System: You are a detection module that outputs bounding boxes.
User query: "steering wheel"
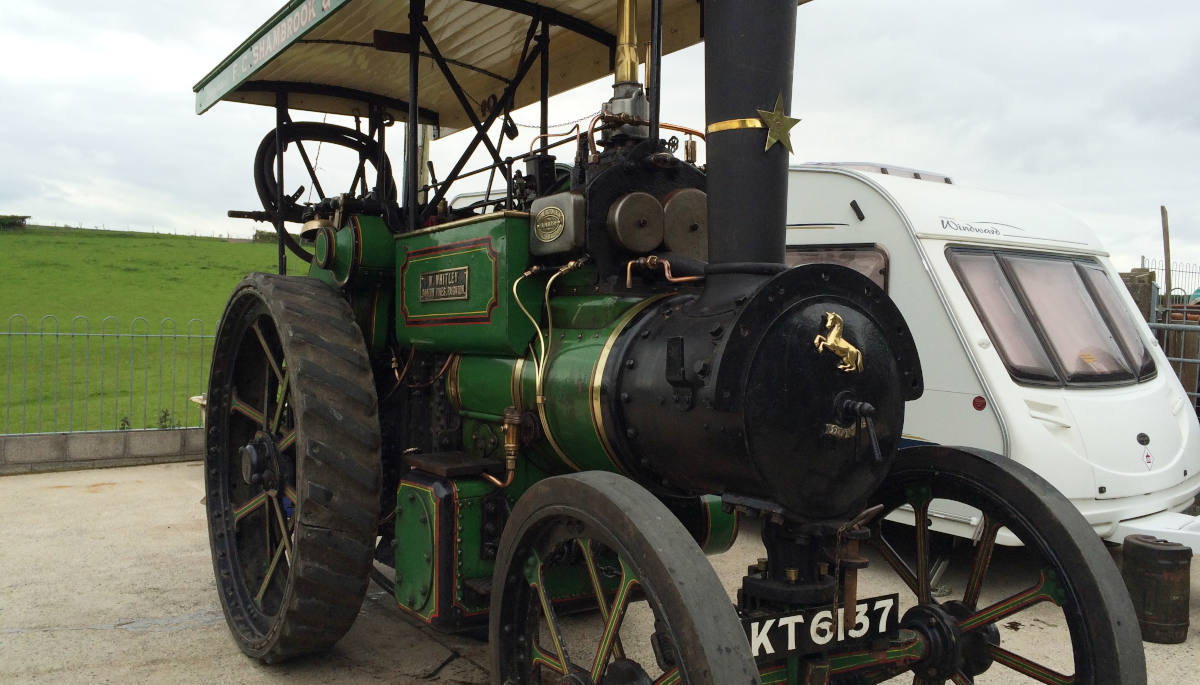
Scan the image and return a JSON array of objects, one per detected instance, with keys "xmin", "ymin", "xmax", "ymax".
[{"xmin": 252, "ymin": 122, "xmax": 396, "ymax": 261}]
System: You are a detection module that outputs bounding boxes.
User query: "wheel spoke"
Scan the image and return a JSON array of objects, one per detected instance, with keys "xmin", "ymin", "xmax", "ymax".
[
  {"xmin": 910, "ymin": 492, "xmax": 933, "ymax": 604},
  {"xmin": 255, "ymin": 532, "xmax": 288, "ymax": 605},
  {"xmin": 950, "ymin": 672, "xmax": 973, "ymax": 685},
  {"xmin": 962, "ymin": 514, "xmax": 1002, "ymax": 608},
  {"xmin": 269, "ymin": 492, "xmax": 294, "ymax": 561},
  {"xmin": 959, "ymin": 568, "xmax": 1062, "ymax": 633},
  {"xmin": 252, "ymin": 321, "xmax": 284, "ymax": 385},
  {"xmin": 271, "ymin": 370, "xmax": 290, "ymax": 434},
  {"xmin": 577, "ymin": 539, "xmax": 626, "ymax": 661},
  {"xmin": 233, "ymin": 492, "xmax": 268, "ymax": 527},
  {"xmin": 278, "ymin": 429, "xmax": 296, "ymax": 452},
  {"xmin": 869, "ymin": 526, "xmax": 919, "ymax": 595},
  {"xmin": 527, "ymin": 552, "xmax": 570, "ymax": 675},
  {"xmin": 991, "ymin": 645, "xmax": 1076, "ymax": 685},
  {"xmin": 589, "ymin": 556, "xmax": 639, "ymax": 681},
  {"xmin": 230, "ymin": 391, "xmax": 265, "ymax": 425}
]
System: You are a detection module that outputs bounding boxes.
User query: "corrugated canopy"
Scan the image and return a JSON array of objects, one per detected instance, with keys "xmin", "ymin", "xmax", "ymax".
[{"xmin": 193, "ymin": 0, "xmax": 707, "ymax": 136}]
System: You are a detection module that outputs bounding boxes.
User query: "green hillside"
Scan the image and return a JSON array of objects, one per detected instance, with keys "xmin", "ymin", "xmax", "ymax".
[
  {"xmin": 1, "ymin": 226, "xmax": 280, "ymax": 327},
  {"xmin": 1, "ymin": 226, "xmax": 282, "ymax": 433}
]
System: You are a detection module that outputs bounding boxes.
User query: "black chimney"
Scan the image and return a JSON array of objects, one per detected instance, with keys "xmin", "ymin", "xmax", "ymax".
[{"xmin": 703, "ymin": 0, "xmax": 797, "ymax": 266}]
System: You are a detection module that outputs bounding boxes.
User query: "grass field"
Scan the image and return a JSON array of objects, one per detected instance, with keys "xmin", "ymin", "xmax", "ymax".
[{"xmin": 1, "ymin": 226, "xmax": 281, "ymax": 433}]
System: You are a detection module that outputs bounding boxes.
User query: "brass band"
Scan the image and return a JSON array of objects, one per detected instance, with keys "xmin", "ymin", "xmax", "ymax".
[{"xmin": 706, "ymin": 117, "xmax": 765, "ymax": 134}]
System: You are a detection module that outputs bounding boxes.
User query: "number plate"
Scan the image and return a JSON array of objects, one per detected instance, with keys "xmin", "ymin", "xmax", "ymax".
[{"xmin": 743, "ymin": 593, "xmax": 899, "ymax": 661}]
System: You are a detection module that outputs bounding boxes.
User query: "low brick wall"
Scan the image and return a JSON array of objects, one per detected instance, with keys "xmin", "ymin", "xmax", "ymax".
[{"xmin": 0, "ymin": 428, "xmax": 204, "ymax": 475}]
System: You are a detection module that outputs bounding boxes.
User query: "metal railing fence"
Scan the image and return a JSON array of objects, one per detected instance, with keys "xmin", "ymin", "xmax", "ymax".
[
  {"xmin": 1140, "ymin": 256, "xmax": 1200, "ymax": 304},
  {"xmin": 1150, "ymin": 321, "xmax": 1200, "ymax": 411},
  {"xmin": 2, "ymin": 315, "xmax": 213, "ymax": 435}
]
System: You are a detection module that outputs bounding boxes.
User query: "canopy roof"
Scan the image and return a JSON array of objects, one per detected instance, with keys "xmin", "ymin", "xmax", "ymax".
[{"xmin": 193, "ymin": 0, "xmax": 707, "ymax": 136}]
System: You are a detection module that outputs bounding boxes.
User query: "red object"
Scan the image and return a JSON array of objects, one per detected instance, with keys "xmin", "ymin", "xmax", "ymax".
[{"xmin": 972, "ymin": 395, "xmax": 987, "ymax": 411}]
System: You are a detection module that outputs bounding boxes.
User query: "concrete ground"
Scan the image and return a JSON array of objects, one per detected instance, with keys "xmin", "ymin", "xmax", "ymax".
[{"xmin": 0, "ymin": 462, "xmax": 1196, "ymax": 684}]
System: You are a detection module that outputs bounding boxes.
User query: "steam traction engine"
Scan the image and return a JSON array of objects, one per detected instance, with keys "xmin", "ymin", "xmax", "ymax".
[{"xmin": 196, "ymin": 1, "xmax": 1146, "ymax": 683}]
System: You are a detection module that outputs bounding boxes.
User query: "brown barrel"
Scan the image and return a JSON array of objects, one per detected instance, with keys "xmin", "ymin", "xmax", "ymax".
[{"xmin": 1121, "ymin": 534, "xmax": 1192, "ymax": 643}]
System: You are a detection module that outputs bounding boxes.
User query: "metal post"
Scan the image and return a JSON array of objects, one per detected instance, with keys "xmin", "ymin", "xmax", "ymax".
[
  {"xmin": 406, "ymin": 0, "xmax": 425, "ymax": 233},
  {"xmin": 540, "ymin": 19, "xmax": 549, "ymax": 153},
  {"xmin": 274, "ymin": 92, "xmax": 287, "ymax": 275},
  {"xmin": 648, "ymin": 0, "xmax": 662, "ymax": 144},
  {"xmin": 1162, "ymin": 205, "xmax": 1172, "ymax": 311}
]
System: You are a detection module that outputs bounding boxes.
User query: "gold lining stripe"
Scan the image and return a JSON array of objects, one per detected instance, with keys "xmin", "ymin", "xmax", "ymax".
[
  {"xmin": 590, "ymin": 294, "xmax": 674, "ymax": 476},
  {"xmin": 511, "ymin": 357, "xmax": 526, "ymax": 410},
  {"xmin": 446, "ymin": 355, "xmax": 462, "ymax": 411},
  {"xmin": 706, "ymin": 118, "xmax": 765, "ymax": 134}
]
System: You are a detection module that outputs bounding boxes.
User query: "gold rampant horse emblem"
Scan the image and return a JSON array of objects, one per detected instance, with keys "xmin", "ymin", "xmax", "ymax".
[{"xmin": 813, "ymin": 312, "xmax": 863, "ymax": 373}]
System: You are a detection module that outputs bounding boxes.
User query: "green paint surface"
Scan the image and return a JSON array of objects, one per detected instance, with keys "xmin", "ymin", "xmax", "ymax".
[
  {"xmin": 395, "ymin": 214, "xmax": 540, "ymax": 355},
  {"xmin": 394, "ymin": 482, "xmax": 439, "ymax": 620}
]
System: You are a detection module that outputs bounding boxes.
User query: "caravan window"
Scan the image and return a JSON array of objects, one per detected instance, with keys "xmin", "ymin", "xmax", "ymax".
[
  {"xmin": 785, "ymin": 245, "xmax": 888, "ymax": 290},
  {"xmin": 948, "ymin": 248, "xmax": 1156, "ymax": 386}
]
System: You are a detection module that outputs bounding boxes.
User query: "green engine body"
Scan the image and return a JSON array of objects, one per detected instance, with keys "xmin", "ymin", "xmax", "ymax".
[{"xmin": 307, "ymin": 210, "xmax": 739, "ymax": 631}]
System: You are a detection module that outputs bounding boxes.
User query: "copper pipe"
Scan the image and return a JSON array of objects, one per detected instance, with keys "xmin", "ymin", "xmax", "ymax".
[
  {"xmin": 529, "ymin": 124, "xmax": 581, "ymax": 154},
  {"xmin": 588, "ymin": 115, "xmax": 603, "ymax": 155},
  {"xmin": 660, "ymin": 121, "xmax": 706, "ymax": 140},
  {"xmin": 660, "ymin": 258, "xmax": 703, "ymax": 284},
  {"xmin": 625, "ymin": 256, "xmax": 704, "ymax": 288}
]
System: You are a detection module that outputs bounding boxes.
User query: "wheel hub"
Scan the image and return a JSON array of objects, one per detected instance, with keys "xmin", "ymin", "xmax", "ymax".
[
  {"xmin": 239, "ymin": 432, "xmax": 281, "ymax": 487},
  {"xmin": 557, "ymin": 665, "xmax": 594, "ymax": 685},
  {"xmin": 901, "ymin": 603, "xmax": 964, "ymax": 680},
  {"xmin": 944, "ymin": 600, "xmax": 999, "ymax": 677},
  {"xmin": 599, "ymin": 658, "xmax": 652, "ymax": 685}
]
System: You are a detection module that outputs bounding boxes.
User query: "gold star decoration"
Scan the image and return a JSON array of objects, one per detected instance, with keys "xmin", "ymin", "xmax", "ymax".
[{"xmin": 756, "ymin": 93, "xmax": 801, "ymax": 153}]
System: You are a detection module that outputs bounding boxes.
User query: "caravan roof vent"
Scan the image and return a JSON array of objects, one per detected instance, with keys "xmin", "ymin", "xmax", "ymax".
[{"xmin": 805, "ymin": 162, "xmax": 953, "ymax": 185}]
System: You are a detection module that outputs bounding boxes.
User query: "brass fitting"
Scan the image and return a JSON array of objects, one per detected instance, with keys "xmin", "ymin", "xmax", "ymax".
[
  {"xmin": 484, "ymin": 407, "xmax": 522, "ymax": 488},
  {"xmin": 615, "ymin": 0, "xmax": 639, "ymax": 83}
]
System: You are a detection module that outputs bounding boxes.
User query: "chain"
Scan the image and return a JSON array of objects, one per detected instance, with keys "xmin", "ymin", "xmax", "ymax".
[{"xmin": 512, "ymin": 110, "xmax": 601, "ymax": 130}]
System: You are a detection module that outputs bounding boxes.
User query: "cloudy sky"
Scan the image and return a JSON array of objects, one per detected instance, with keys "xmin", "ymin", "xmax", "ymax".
[{"xmin": 2, "ymin": 0, "xmax": 1197, "ymax": 272}]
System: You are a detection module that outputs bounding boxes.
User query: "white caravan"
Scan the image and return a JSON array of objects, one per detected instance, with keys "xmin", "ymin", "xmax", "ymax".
[{"xmin": 785, "ymin": 163, "xmax": 1200, "ymax": 552}]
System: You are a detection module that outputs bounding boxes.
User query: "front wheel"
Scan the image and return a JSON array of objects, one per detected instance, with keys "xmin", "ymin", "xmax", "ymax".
[
  {"xmin": 489, "ymin": 471, "xmax": 760, "ymax": 685},
  {"xmin": 861, "ymin": 446, "xmax": 1145, "ymax": 684}
]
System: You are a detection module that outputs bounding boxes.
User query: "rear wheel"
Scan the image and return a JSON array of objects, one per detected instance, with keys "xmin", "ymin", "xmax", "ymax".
[
  {"xmin": 489, "ymin": 471, "xmax": 760, "ymax": 685},
  {"xmin": 204, "ymin": 273, "xmax": 381, "ymax": 662}
]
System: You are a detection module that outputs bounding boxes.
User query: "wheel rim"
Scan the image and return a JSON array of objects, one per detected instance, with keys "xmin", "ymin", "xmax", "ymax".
[
  {"xmin": 492, "ymin": 473, "xmax": 759, "ymax": 685},
  {"xmin": 211, "ymin": 299, "xmax": 298, "ymax": 627},
  {"xmin": 500, "ymin": 513, "xmax": 682, "ymax": 684},
  {"xmin": 861, "ymin": 449, "xmax": 1139, "ymax": 684}
]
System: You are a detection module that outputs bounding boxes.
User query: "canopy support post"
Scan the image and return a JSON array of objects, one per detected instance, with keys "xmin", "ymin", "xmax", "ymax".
[
  {"xmin": 540, "ymin": 19, "xmax": 550, "ymax": 153},
  {"xmin": 405, "ymin": 0, "xmax": 425, "ymax": 233},
  {"xmin": 648, "ymin": 0, "xmax": 663, "ymax": 145},
  {"xmin": 274, "ymin": 92, "xmax": 287, "ymax": 275}
]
